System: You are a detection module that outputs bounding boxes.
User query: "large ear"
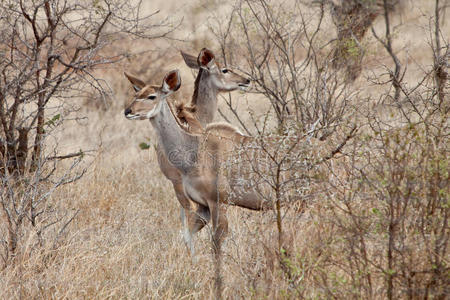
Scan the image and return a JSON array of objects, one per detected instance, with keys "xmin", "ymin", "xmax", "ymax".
[
  {"xmin": 162, "ymin": 70, "xmax": 181, "ymax": 94},
  {"xmin": 197, "ymin": 48, "xmax": 215, "ymax": 69},
  {"xmin": 180, "ymin": 51, "xmax": 199, "ymax": 69},
  {"xmin": 124, "ymin": 71, "xmax": 146, "ymax": 92}
]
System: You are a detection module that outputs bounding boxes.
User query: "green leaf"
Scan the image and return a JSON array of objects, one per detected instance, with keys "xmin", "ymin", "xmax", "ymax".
[
  {"xmin": 139, "ymin": 142, "xmax": 150, "ymax": 150},
  {"xmin": 387, "ymin": 269, "xmax": 396, "ymax": 275},
  {"xmin": 44, "ymin": 113, "xmax": 61, "ymax": 127}
]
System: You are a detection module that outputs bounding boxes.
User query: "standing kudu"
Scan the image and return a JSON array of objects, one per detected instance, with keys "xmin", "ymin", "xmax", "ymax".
[{"xmin": 148, "ymin": 49, "xmax": 250, "ymax": 255}]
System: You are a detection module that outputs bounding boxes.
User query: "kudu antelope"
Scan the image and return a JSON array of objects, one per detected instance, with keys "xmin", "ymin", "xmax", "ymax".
[{"xmin": 147, "ymin": 48, "xmax": 251, "ymax": 255}]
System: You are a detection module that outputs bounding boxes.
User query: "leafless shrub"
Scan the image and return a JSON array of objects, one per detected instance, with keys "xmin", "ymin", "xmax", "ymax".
[
  {"xmin": 318, "ymin": 0, "xmax": 449, "ymax": 298},
  {"xmin": 0, "ymin": 0, "xmax": 178, "ymax": 269},
  {"xmin": 204, "ymin": 0, "xmax": 448, "ymax": 297}
]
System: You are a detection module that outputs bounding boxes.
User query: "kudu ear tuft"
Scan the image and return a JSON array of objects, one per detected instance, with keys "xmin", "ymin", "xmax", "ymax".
[
  {"xmin": 162, "ymin": 70, "xmax": 181, "ymax": 94},
  {"xmin": 124, "ymin": 71, "xmax": 146, "ymax": 92},
  {"xmin": 180, "ymin": 51, "xmax": 199, "ymax": 69},
  {"xmin": 197, "ymin": 48, "xmax": 215, "ymax": 69}
]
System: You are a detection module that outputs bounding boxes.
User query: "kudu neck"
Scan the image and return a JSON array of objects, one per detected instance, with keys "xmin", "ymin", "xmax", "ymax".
[
  {"xmin": 190, "ymin": 69, "xmax": 219, "ymax": 126},
  {"xmin": 150, "ymin": 99, "xmax": 199, "ymax": 174}
]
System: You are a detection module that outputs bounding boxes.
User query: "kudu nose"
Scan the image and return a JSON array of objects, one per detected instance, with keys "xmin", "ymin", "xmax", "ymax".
[
  {"xmin": 245, "ymin": 78, "xmax": 251, "ymax": 84},
  {"xmin": 124, "ymin": 108, "xmax": 132, "ymax": 116}
]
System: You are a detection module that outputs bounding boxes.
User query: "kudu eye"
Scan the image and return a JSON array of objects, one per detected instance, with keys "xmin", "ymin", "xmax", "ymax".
[
  {"xmin": 221, "ymin": 68, "xmax": 228, "ymax": 74},
  {"xmin": 147, "ymin": 95, "xmax": 156, "ymax": 100}
]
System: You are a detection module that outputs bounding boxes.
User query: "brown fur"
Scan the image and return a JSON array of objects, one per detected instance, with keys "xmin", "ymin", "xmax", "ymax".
[
  {"xmin": 205, "ymin": 123, "xmax": 250, "ymax": 143},
  {"xmin": 172, "ymin": 102, "xmax": 203, "ymax": 134}
]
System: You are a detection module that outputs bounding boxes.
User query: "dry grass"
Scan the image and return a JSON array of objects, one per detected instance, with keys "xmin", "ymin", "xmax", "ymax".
[{"xmin": 0, "ymin": 0, "xmax": 448, "ymax": 299}]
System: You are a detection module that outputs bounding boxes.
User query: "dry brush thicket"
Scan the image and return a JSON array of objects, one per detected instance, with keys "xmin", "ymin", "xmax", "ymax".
[{"xmin": 1, "ymin": 0, "xmax": 448, "ymax": 299}]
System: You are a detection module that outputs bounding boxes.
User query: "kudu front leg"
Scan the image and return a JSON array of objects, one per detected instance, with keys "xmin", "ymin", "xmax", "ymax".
[
  {"xmin": 174, "ymin": 182, "xmax": 211, "ymax": 257},
  {"xmin": 173, "ymin": 182, "xmax": 200, "ymax": 256},
  {"xmin": 190, "ymin": 204, "xmax": 210, "ymax": 235}
]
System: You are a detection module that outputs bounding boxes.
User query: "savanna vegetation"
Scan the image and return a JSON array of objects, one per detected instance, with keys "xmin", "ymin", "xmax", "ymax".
[{"xmin": 0, "ymin": 0, "xmax": 448, "ymax": 298}]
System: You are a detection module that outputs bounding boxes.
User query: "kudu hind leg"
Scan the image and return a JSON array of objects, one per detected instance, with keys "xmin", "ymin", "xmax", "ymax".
[
  {"xmin": 208, "ymin": 201, "xmax": 228, "ymax": 254},
  {"xmin": 208, "ymin": 201, "xmax": 228, "ymax": 298}
]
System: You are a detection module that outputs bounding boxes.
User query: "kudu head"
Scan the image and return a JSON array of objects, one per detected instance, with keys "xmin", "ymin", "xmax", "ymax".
[
  {"xmin": 181, "ymin": 48, "xmax": 250, "ymax": 92},
  {"xmin": 124, "ymin": 70, "xmax": 181, "ymax": 120}
]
